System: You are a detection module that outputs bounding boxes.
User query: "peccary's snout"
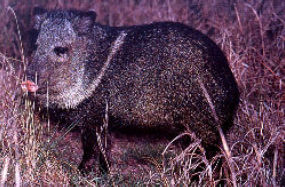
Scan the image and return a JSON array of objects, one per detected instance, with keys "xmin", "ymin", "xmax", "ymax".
[
  {"xmin": 22, "ymin": 63, "xmax": 39, "ymax": 93},
  {"xmin": 21, "ymin": 80, "xmax": 38, "ymax": 93}
]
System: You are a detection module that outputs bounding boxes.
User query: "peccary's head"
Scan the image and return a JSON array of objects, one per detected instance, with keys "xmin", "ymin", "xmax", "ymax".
[{"xmin": 26, "ymin": 8, "xmax": 99, "ymax": 109}]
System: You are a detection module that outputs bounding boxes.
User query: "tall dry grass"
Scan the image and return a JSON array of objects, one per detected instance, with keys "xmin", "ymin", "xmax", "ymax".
[{"xmin": 0, "ymin": 0, "xmax": 284, "ymax": 186}]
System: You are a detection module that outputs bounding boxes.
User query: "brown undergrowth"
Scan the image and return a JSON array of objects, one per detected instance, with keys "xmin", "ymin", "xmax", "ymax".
[{"xmin": 0, "ymin": 0, "xmax": 284, "ymax": 186}]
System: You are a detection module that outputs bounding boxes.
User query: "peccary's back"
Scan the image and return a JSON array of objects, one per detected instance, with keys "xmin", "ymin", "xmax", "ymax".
[{"xmin": 95, "ymin": 22, "xmax": 239, "ymax": 144}]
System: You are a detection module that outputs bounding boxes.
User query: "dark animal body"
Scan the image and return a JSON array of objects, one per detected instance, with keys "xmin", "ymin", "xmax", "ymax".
[{"xmin": 26, "ymin": 9, "xmax": 239, "ymax": 173}]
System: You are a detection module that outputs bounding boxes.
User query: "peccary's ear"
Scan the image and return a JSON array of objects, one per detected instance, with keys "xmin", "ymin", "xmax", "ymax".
[
  {"xmin": 72, "ymin": 11, "xmax": 97, "ymax": 35},
  {"xmin": 33, "ymin": 7, "xmax": 47, "ymax": 30}
]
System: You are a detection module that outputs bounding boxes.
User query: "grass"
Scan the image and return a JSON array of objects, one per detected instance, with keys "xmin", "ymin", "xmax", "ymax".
[{"xmin": 0, "ymin": 0, "xmax": 284, "ymax": 186}]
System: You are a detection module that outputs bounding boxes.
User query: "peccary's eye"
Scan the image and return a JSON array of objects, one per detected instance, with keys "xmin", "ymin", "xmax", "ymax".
[{"xmin": 54, "ymin": 46, "xmax": 69, "ymax": 56}]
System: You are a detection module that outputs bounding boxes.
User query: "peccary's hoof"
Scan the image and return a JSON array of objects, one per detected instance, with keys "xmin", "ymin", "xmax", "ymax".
[{"xmin": 78, "ymin": 159, "xmax": 99, "ymax": 175}]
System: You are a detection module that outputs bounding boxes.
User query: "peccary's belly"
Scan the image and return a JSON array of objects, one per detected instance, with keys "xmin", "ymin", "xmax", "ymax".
[
  {"xmin": 106, "ymin": 69, "xmax": 214, "ymax": 130},
  {"xmin": 108, "ymin": 92, "xmax": 176, "ymax": 128}
]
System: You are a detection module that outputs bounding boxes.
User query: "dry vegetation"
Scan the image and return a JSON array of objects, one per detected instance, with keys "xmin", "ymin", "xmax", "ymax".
[{"xmin": 0, "ymin": 0, "xmax": 284, "ymax": 186}]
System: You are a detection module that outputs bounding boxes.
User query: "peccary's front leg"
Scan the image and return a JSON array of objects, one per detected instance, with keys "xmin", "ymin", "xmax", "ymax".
[
  {"xmin": 78, "ymin": 128, "xmax": 100, "ymax": 173},
  {"xmin": 96, "ymin": 101, "xmax": 111, "ymax": 174},
  {"xmin": 78, "ymin": 111, "xmax": 111, "ymax": 174},
  {"xmin": 95, "ymin": 125, "xmax": 111, "ymax": 174}
]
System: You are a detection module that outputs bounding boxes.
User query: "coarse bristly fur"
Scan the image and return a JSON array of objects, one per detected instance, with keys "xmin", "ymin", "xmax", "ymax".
[{"xmin": 26, "ymin": 8, "xmax": 240, "ymax": 173}]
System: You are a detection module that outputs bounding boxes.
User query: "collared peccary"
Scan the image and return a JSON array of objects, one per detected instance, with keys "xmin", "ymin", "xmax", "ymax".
[{"xmin": 25, "ymin": 8, "xmax": 239, "ymax": 173}]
